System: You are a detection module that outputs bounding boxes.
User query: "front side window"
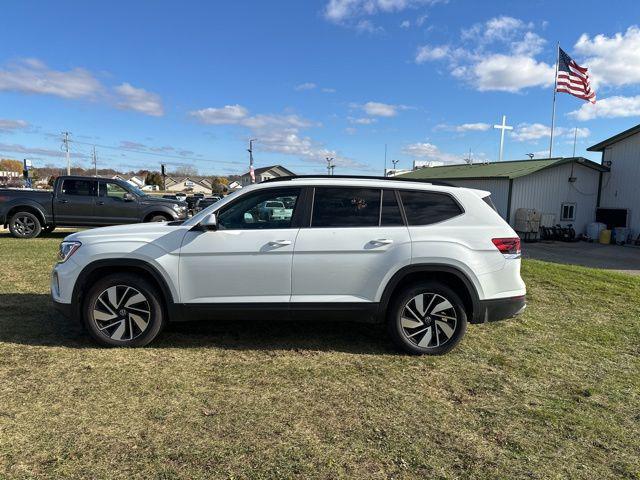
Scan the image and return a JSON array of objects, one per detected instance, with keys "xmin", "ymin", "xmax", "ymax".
[
  {"xmin": 312, "ymin": 187, "xmax": 381, "ymax": 227},
  {"xmin": 400, "ymin": 190, "xmax": 463, "ymax": 226},
  {"xmin": 61, "ymin": 179, "xmax": 94, "ymax": 196},
  {"xmin": 99, "ymin": 182, "xmax": 129, "ymax": 201},
  {"xmin": 217, "ymin": 188, "xmax": 300, "ymax": 230}
]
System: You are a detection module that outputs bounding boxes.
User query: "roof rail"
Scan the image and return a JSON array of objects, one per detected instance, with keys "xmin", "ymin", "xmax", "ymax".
[{"xmin": 261, "ymin": 174, "xmax": 456, "ymax": 187}]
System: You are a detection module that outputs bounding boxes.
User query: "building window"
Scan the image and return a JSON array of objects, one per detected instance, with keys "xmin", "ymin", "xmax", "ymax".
[{"xmin": 561, "ymin": 203, "xmax": 576, "ymax": 221}]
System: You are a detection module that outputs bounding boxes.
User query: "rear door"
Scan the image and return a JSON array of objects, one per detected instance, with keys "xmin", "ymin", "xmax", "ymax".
[
  {"xmin": 55, "ymin": 178, "xmax": 96, "ymax": 225},
  {"xmin": 291, "ymin": 187, "xmax": 411, "ymax": 304},
  {"xmin": 95, "ymin": 181, "xmax": 140, "ymax": 224}
]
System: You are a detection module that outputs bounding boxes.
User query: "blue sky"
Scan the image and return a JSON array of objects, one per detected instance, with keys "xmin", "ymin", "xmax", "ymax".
[{"xmin": 1, "ymin": 0, "xmax": 640, "ymax": 176}]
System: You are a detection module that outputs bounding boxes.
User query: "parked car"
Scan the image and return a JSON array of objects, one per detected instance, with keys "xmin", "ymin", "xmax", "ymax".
[
  {"xmin": 1, "ymin": 176, "xmax": 188, "ymax": 238},
  {"xmin": 194, "ymin": 196, "xmax": 222, "ymax": 212},
  {"xmin": 51, "ymin": 176, "xmax": 526, "ymax": 354}
]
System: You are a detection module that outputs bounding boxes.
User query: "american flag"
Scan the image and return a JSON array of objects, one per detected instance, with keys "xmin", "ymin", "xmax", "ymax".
[
  {"xmin": 556, "ymin": 47, "xmax": 596, "ymax": 103},
  {"xmin": 249, "ymin": 164, "xmax": 255, "ymax": 183}
]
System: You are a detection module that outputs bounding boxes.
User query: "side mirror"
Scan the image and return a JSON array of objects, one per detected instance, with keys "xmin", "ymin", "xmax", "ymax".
[
  {"xmin": 123, "ymin": 192, "xmax": 135, "ymax": 202},
  {"xmin": 200, "ymin": 213, "xmax": 218, "ymax": 230}
]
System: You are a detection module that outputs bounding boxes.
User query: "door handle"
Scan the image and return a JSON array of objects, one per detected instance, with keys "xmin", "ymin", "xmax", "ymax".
[
  {"xmin": 96, "ymin": 201, "xmax": 105, "ymax": 206},
  {"xmin": 269, "ymin": 240, "xmax": 292, "ymax": 246},
  {"xmin": 57, "ymin": 199, "xmax": 68, "ymax": 204},
  {"xmin": 371, "ymin": 238, "xmax": 394, "ymax": 245}
]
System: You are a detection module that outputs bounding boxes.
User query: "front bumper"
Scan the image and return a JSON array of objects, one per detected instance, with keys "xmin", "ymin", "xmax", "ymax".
[{"xmin": 472, "ymin": 295, "xmax": 526, "ymax": 324}]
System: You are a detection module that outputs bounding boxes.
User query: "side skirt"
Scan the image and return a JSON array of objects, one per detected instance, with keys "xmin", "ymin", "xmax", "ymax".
[{"xmin": 173, "ymin": 302, "xmax": 381, "ymax": 323}]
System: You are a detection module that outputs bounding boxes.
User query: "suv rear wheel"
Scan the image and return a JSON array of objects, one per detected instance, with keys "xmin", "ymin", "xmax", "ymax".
[
  {"xmin": 82, "ymin": 273, "xmax": 165, "ymax": 347},
  {"xmin": 388, "ymin": 281, "xmax": 467, "ymax": 355}
]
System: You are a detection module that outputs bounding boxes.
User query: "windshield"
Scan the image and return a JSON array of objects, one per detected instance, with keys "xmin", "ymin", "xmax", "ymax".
[
  {"xmin": 184, "ymin": 186, "xmax": 252, "ymax": 226},
  {"xmin": 128, "ymin": 185, "xmax": 147, "ymax": 197}
]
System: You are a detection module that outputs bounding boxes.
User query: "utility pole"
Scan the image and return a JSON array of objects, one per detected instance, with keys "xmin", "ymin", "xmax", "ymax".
[
  {"xmin": 391, "ymin": 159, "xmax": 399, "ymax": 174},
  {"xmin": 62, "ymin": 131, "xmax": 71, "ymax": 175},
  {"xmin": 572, "ymin": 127, "xmax": 578, "ymax": 157},
  {"xmin": 248, "ymin": 139, "xmax": 257, "ymax": 183},
  {"xmin": 330, "ymin": 164, "xmax": 335, "ymax": 176},
  {"xmin": 383, "ymin": 143, "xmax": 387, "ymax": 176},
  {"xmin": 493, "ymin": 115, "xmax": 512, "ymax": 162},
  {"xmin": 326, "ymin": 157, "xmax": 334, "ymax": 175},
  {"xmin": 92, "ymin": 146, "xmax": 97, "ymax": 176}
]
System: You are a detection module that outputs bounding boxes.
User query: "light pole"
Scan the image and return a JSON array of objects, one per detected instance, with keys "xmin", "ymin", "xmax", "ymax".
[{"xmin": 326, "ymin": 157, "xmax": 334, "ymax": 175}]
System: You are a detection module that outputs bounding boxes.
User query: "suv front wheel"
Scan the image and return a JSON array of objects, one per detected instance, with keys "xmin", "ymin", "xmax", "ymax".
[
  {"xmin": 82, "ymin": 273, "xmax": 165, "ymax": 347},
  {"xmin": 388, "ymin": 281, "xmax": 467, "ymax": 355}
]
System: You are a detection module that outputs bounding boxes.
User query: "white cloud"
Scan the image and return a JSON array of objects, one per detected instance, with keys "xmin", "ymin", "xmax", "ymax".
[
  {"xmin": 321, "ymin": 87, "xmax": 336, "ymax": 93},
  {"xmin": 0, "ymin": 142, "xmax": 87, "ymax": 159},
  {"xmin": 462, "ymin": 16, "xmax": 532, "ymax": 44},
  {"xmin": 510, "ymin": 123, "xmax": 591, "ymax": 142},
  {"xmin": 415, "ymin": 44, "xmax": 449, "ymax": 63},
  {"xmin": 189, "ymin": 104, "xmax": 250, "ymax": 125},
  {"xmin": 294, "ymin": 82, "xmax": 317, "ymax": 91},
  {"xmin": 0, "ymin": 58, "xmax": 102, "ymax": 99},
  {"xmin": 434, "ymin": 122, "xmax": 491, "ymax": 132},
  {"xmin": 324, "ymin": 0, "xmax": 441, "ymax": 23},
  {"xmin": 415, "ymin": 16, "xmax": 557, "ymax": 93},
  {"xmin": 349, "ymin": 116, "xmax": 377, "ymax": 125},
  {"xmin": 114, "ymin": 83, "xmax": 163, "ymax": 116},
  {"xmin": 574, "ymin": 26, "xmax": 640, "ymax": 88},
  {"xmin": 0, "ymin": 119, "xmax": 29, "ymax": 131},
  {"xmin": 468, "ymin": 54, "xmax": 555, "ymax": 92},
  {"xmin": 361, "ymin": 101, "xmax": 407, "ymax": 117},
  {"xmin": 402, "ymin": 142, "xmax": 462, "ymax": 164},
  {"xmin": 570, "ymin": 95, "xmax": 640, "ymax": 121},
  {"xmin": 0, "ymin": 58, "xmax": 163, "ymax": 116},
  {"xmin": 190, "ymin": 104, "xmax": 362, "ymax": 169},
  {"xmin": 400, "ymin": 20, "xmax": 411, "ymax": 28}
]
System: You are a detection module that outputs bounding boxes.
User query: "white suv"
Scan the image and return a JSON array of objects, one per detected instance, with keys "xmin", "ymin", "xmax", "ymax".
[{"xmin": 52, "ymin": 176, "xmax": 526, "ymax": 355}]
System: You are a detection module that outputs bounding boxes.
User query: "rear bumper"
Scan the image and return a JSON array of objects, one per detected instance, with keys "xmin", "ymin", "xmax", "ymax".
[{"xmin": 472, "ymin": 295, "xmax": 526, "ymax": 324}]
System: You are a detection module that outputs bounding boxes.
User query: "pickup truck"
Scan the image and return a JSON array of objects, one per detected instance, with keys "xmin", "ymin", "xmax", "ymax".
[{"xmin": 0, "ymin": 175, "xmax": 188, "ymax": 238}]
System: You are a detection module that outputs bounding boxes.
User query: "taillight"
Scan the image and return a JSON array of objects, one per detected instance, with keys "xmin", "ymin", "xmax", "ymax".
[{"xmin": 492, "ymin": 237, "xmax": 521, "ymax": 257}]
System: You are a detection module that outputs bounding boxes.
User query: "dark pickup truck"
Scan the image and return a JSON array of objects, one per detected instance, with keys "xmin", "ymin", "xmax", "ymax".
[{"xmin": 0, "ymin": 175, "xmax": 188, "ymax": 238}]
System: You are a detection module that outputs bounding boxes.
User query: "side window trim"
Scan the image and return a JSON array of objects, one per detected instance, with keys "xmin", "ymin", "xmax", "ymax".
[
  {"xmin": 377, "ymin": 189, "xmax": 383, "ymax": 226},
  {"xmin": 394, "ymin": 189, "xmax": 408, "ymax": 226}
]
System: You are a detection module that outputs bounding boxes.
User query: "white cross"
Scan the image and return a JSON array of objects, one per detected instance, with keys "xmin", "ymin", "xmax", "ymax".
[{"xmin": 493, "ymin": 115, "xmax": 513, "ymax": 162}]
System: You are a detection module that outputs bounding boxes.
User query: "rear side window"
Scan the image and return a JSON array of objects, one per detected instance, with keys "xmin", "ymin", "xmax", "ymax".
[
  {"xmin": 381, "ymin": 190, "xmax": 404, "ymax": 226},
  {"xmin": 483, "ymin": 195, "xmax": 497, "ymax": 212},
  {"xmin": 61, "ymin": 179, "xmax": 94, "ymax": 196},
  {"xmin": 400, "ymin": 191, "xmax": 462, "ymax": 226},
  {"xmin": 312, "ymin": 187, "xmax": 380, "ymax": 227}
]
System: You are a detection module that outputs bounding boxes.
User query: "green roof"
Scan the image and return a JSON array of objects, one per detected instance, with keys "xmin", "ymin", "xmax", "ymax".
[{"xmin": 399, "ymin": 157, "xmax": 608, "ymax": 180}]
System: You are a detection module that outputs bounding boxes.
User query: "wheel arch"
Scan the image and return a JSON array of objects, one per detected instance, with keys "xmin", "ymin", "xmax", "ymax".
[
  {"xmin": 378, "ymin": 264, "xmax": 481, "ymax": 324},
  {"xmin": 142, "ymin": 209, "xmax": 174, "ymax": 222},
  {"xmin": 4, "ymin": 201, "xmax": 48, "ymax": 227},
  {"xmin": 72, "ymin": 259, "xmax": 177, "ymax": 322}
]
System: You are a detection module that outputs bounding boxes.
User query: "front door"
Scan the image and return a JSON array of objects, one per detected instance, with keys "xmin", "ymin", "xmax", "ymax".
[
  {"xmin": 178, "ymin": 187, "xmax": 302, "ymax": 304},
  {"xmin": 55, "ymin": 178, "xmax": 97, "ymax": 225},
  {"xmin": 291, "ymin": 187, "xmax": 411, "ymax": 303},
  {"xmin": 95, "ymin": 181, "xmax": 140, "ymax": 224}
]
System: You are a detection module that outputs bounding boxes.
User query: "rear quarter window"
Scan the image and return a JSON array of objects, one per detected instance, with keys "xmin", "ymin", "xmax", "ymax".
[{"xmin": 400, "ymin": 190, "xmax": 463, "ymax": 226}]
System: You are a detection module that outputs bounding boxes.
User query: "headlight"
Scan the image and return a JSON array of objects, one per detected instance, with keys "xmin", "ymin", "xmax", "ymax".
[
  {"xmin": 173, "ymin": 204, "xmax": 186, "ymax": 212},
  {"xmin": 58, "ymin": 241, "xmax": 82, "ymax": 263}
]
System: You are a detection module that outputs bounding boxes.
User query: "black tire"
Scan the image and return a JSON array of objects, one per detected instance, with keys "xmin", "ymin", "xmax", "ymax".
[
  {"xmin": 8, "ymin": 211, "xmax": 42, "ymax": 239},
  {"xmin": 82, "ymin": 273, "xmax": 165, "ymax": 347},
  {"xmin": 387, "ymin": 281, "xmax": 467, "ymax": 355},
  {"xmin": 42, "ymin": 225, "xmax": 56, "ymax": 234},
  {"xmin": 147, "ymin": 214, "xmax": 170, "ymax": 222}
]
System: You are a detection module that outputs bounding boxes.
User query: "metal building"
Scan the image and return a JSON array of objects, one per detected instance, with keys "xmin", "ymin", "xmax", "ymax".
[
  {"xmin": 587, "ymin": 123, "xmax": 640, "ymax": 233},
  {"xmin": 400, "ymin": 157, "xmax": 608, "ymax": 235}
]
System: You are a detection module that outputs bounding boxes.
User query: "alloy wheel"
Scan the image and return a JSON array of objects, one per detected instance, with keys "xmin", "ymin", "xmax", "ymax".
[
  {"xmin": 14, "ymin": 216, "xmax": 36, "ymax": 236},
  {"xmin": 400, "ymin": 292, "xmax": 458, "ymax": 349},
  {"xmin": 91, "ymin": 285, "xmax": 151, "ymax": 341}
]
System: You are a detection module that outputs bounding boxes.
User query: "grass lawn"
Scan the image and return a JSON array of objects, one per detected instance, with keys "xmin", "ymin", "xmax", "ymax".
[{"xmin": 0, "ymin": 230, "xmax": 638, "ymax": 479}]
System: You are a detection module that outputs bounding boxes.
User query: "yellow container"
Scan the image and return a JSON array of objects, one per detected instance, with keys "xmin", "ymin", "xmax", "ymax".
[{"xmin": 599, "ymin": 229, "xmax": 611, "ymax": 244}]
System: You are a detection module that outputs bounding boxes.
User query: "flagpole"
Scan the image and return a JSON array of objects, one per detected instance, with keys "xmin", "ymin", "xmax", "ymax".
[{"xmin": 548, "ymin": 42, "xmax": 560, "ymax": 158}]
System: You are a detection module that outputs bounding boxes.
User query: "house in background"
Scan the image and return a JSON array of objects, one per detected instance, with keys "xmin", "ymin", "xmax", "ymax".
[
  {"xmin": 227, "ymin": 180, "xmax": 242, "ymax": 191},
  {"xmin": 400, "ymin": 157, "xmax": 609, "ymax": 235},
  {"xmin": 164, "ymin": 177, "xmax": 212, "ymax": 193},
  {"xmin": 240, "ymin": 165, "xmax": 295, "ymax": 186}
]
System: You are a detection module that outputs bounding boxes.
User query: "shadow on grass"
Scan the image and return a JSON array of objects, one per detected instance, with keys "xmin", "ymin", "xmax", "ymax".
[{"xmin": 0, "ymin": 294, "xmax": 393, "ymax": 354}]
